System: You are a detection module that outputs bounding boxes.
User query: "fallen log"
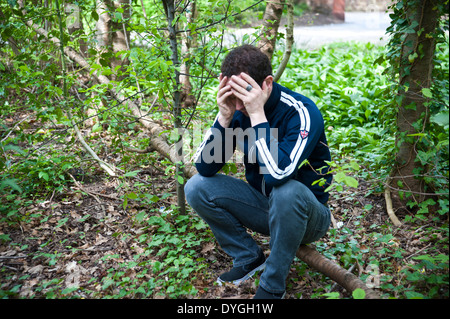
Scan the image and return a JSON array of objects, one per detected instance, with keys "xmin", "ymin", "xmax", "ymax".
[
  {"xmin": 296, "ymin": 245, "xmax": 382, "ymax": 299},
  {"xmin": 130, "ymin": 105, "xmax": 198, "ymax": 179}
]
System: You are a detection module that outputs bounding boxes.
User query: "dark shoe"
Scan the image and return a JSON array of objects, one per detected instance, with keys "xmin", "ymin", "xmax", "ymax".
[
  {"xmin": 217, "ymin": 251, "xmax": 265, "ymax": 286},
  {"xmin": 253, "ymin": 286, "xmax": 285, "ymax": 299}
]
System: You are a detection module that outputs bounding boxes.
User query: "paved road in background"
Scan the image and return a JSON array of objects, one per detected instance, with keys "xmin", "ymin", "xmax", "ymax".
[
  {"xmin": 225, "ymin": 11, "xmax": 392, "ymax": 49},
  {"xmin": 293, "ymin": 11, "xmax": 392, "ymax": 49}
]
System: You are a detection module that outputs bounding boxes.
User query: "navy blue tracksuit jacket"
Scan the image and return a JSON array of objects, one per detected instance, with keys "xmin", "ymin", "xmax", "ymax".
[{"xmin": 193, "ymin": 82, "xmax": 332, "ymax": 205}]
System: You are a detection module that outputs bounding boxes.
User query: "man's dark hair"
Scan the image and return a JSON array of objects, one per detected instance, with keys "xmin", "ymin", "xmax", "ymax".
[{"xmin": 221, "ymin": 45, "xmax": 272, "ymax": 87}]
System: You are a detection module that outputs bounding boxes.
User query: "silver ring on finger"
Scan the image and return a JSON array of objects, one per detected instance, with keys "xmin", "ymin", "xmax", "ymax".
[{"xmin": 246, "ymin": 84, "xmax": 253, "ymax": 92}]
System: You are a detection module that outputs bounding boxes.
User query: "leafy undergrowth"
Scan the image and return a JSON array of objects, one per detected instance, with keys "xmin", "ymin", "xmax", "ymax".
[{"xmin": 0, "ymin": 164, "xmax": 448, "ymax": 299}]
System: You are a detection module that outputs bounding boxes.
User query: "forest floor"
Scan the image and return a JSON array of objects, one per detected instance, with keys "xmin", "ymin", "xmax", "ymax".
[
  {"xmin": 2, "ymin": 108, "xmax": 448, "ymax": 300},
  {"xmin": 0, "ymin": 148, "xmax": 384, "ymax": 299}
]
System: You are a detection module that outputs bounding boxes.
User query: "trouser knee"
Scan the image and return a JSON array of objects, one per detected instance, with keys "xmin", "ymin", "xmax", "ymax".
[
  {"xmin": 269, "ymin": 180, "xmax": 313, "ymax": 213},
  {"xmin": 184, "ymin": 173, "xmax": 202, "ymax": 206}
]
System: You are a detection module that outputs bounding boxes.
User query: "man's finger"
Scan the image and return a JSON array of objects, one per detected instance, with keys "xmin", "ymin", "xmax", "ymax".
[
  {"xmin": 218, "ymin": 89, "xmax": 233, "ymax": 101},
  {"xmin": 229, "ymin": 76, "xmax": 257, "ymax": 97},
  {"xmin": 228, "ymin": 75, "xmax": 248, "ymax": 93},
  {"xmin": 239, "ymin": 72, "xmax": 259, "ymax": 89},
  {"xmin": 218, "ymin": 75, "xmax": 227, "ymax": 90},
  {"xmin": 231, "ymin": 88, "xmax": 245, "ymax": 101}
]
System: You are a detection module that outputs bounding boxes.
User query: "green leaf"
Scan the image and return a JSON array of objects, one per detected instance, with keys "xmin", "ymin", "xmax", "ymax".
[
  {"xmin": 91, "ymin": 10, "xmax": 99, "ymax": 21},
  {"xmin": 56, "ymin": 217, "xmax": 68, "ymax": 228},
  {"xmin": 0, "ymin": 234, "xmax": 11, "ymax": 243},
  {"xmin": 38, "ymin": 171, "xmax": 49, "ymax": 181},
  {"xmin": 62, "ymin": 286, "xmax": 79, "ymax": 295},
  {"xmin": 92, "ymin": 122, "xmax": 102, "ymax": 133},
  {"xmin": 124, "ymin": 170, "xmax": 140, "ymax": 177},
  {"xmin": 408, "ymin": 52, "xmax": 418, "ymax": 63},
  {"xmin": 19, "ymin": 64, "xmax": 30, "ymax": 72},
  {"xmin": 102, "ymin": 278, "xmax": 115, "ymax": 290},
  {"xmin": 126, "ymin": 192, "xmax": 138, "ymax": 200},
  {"xmin": 405, "ymin": 291, "xmax": 425, "ymax": 299},
  {"xmin": 344, "ymin": 176, "xmax": 359, "ymax": 188},
  {"xmin": 334, "ymin": 171, "xmax": 346, "ymax": 183},
  {"xmin": 321, "ymin": 292, "xmax": 340, "ymax": 299},
  {"xmin": 430, "ymin": 111, "xmax": 449, "ymax": 128},
  {"xmin": 144, "ymin": 194, "xmax": 160, "ymax": 203},
  {"xmin": 421, "ymin": 88, "xmax": 433, "ymax": 98},
  {"xmin": 0, "ymin": 179, "xmax": 22, "ymax": 193},
  {"xmin": 135, "ymin": 211, "xmax": 147, "ymax": 222},
  {"xmin": 350, "ymin": 161, "xmax": 360, "ymax": 171},
  {"xmin": 334, "ymin": 172, "xmax": 358, "ymax": 188},
  {"xmin": 352, "ymin": 288, "xmax": 366, "ymax": 299},
  {"xmin": 412, "ymin": 255, "xmax": 435, "ymax": 263},
  {"xmin": 77, "ymin": 214, "xmax": 91, "ymax": 222}
]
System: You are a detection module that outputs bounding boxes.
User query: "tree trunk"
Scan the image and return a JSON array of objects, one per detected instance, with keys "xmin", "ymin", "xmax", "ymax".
[
  {"xmin": 163, "ymin": 0, "xmax": 186, "ymax": 214},
  {"xmin": 65, "ymin": 3, "xmax": 87, "ymax": 57},
  {"xmin": 389, "ymin": 0, "xmax": 440, "ymax": 210},
  {"xmin": 273, "ymin": 0, "xmax": 294, "ymax": 82},
  {"xmin": 96, "ymin": 0, "xmax": 112, "ymax": 54},
  {"xmin": 179, "ymin": 0, "xmax": 197, "ymax": 110},
  {"xmin": 258, "ymin": 0, "xmax": 285, "ymax": 61},
  {"xmin": 96, "ymin": 0, "xmax": 130, "ymax": 81},
  {"xmin": 110, "ymin": 0, "xmax": 130, "ymax": 80}
]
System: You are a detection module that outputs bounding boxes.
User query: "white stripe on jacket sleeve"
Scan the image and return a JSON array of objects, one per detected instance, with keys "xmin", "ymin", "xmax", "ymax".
[{"xmin": 255, "ymin": 92, "xmax": 310, "ymax": 180}]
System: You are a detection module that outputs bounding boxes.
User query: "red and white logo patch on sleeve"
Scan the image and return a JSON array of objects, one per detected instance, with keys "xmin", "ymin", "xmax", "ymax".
[{"xmin": 300, "ymin": 130, "xmax": 309, "ymax": 139}]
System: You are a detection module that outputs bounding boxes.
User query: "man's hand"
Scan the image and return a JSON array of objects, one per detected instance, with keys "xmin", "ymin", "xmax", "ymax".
[
  {"xmin": 216, "ymin": 74, "xmax": 235, "ymax": 128},
  {"xmin": 229, "ymin": 73, "xmax": 271, "ymax": 127}
]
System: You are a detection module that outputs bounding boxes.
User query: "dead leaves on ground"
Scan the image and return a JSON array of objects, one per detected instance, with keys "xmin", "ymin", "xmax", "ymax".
[
  {"xmin": 1, "ymin": 175, "xmax": 447, "ymax": 299},
  {"xmin": 0, "ymin": 180, "xmax": 129, "ymax": 297}
]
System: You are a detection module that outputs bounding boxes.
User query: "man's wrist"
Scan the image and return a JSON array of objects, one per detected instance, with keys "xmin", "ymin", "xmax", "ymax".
[
  {"xmin": 217, "ymin": 114, "xmax": 232, "ymax": 128},
  {"xmin": 249, "ymin": 112, "xmax": 268, "ymax": 127}
]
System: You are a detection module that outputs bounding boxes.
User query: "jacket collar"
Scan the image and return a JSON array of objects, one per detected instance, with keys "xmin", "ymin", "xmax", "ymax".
[{"xmin": 264, "ymin": 82, "xmax": 281, "ymax": 117}]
